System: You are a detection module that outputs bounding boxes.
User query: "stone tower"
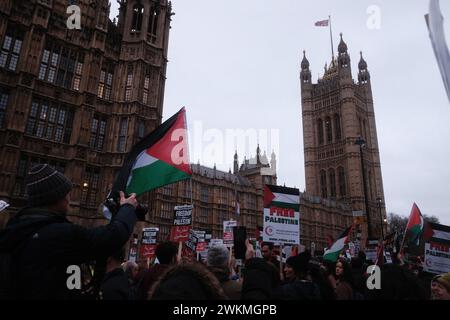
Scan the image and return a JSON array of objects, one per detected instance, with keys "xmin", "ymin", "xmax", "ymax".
[
  {"xmin": 300, "ymin": 34, "xmax": 386, "ymax": 240},
  {"xmin": 0, "ymin": 0, "xmax": 173, "ymax": 224}
]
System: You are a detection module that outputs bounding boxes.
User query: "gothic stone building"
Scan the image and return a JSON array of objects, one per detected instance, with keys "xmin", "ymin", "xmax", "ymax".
[
  {"xmin": 300, "ymin": 34, "xmax": 386, "ymax": 244},
  {"xmin": 145, "ymin": 148, "xmax": 278, "ymax": 241},
  {"xmin": 0, "ymin": 0, "xmax": 173, "ymax": 227}
]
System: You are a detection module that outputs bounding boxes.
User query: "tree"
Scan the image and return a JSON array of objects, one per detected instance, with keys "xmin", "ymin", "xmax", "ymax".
[{"xmin": 387, "ymin": 212, "xmax": 440, "ymax": 235}]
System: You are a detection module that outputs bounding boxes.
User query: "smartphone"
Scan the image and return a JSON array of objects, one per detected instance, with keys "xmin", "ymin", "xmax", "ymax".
[{"xmin": 233, "ymin": 226, "xmax": 247, "ymax": 260}]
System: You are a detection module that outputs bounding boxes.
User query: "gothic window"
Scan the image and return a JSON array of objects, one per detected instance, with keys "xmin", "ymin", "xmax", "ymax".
[
  {"xmin": 131, "ymin": 4, "xmax": 144, "ymax": 32},
  {"xmin": 334, "ymin": 114, "xmax": 341, "ymax": 141},
  {"xmin": 329, "ymin": 168, "xmax": 336, "ymax": 198},
  {"xmin": 13, "ymin": 154, "xmax": 66, "ymax": 197},
  {"xmin": 325, "ymin": 117, "xmax": 332, "ymax": 143},
  {"xmin": 125, "ymin": 66, "xmax": 133, "ymax": 101},
  {"xmin": 320, "ymin": 170, "xmax": 327, "ymax": 198},
  {"xmin": 38, "ymin": 42, "xmax": 84, "ymax": 91},
  {"xmin": 98, "ymin": 66, "xmax": 113, "ymax": 100},
  {"xmin": 317, "ymin": 119, "xmax": 324, "ymax": 145},
  {"xmin": 338, "ymin": 166, "xmax": 346, "ymax": 197},
  {"xmin": 201, "ymin": 186, "xmax": 209, "ymax": 202},
  {"xmin": 117, "ymin": 118, "xmax": 128, "ymax": 152},
  {"xmin": 368, "ymin": 169, "xmax": 373, "ymax": 201},
  {"xmin": 363, "ymin": 120, "xmax": 368, "ymax": 143},
  {"xmin": 81, "ymin": 167, "xmax": 100, "ymax": 207},
  {"xmin": 358, "ymin": 117, "xmax": 363, "ymax": 138},
  {"xmin": 137, "ymin": 119, "xmax": 145, "ymax": 140},
  {"xmin": 0, "ymin": 87, "xmax": 9, "ymax": 128},
  {"xmin": 148, "ymin": 6, "xmax": 159, "ymax": 43},
  {"xmin": 142, "ymin": 68, "xmax": 150, "ymax": 104},
  {"xmin": 89, "ymin": 115, "xmax": 107, "ymax": 151},
  {"xmin": 25, "ymin": 100, "xmax": 74, "ymax": 144},
  {"xmin": 0, "ymin": 28, "xmax": 23, "ymax": 71}
]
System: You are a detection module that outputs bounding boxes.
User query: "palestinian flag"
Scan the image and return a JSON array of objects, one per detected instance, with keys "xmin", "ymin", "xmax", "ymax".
[
  {"xmin": 111, "ymin": 108, "xmax": 192, "ymax": 198},
  {"xmin": 406, "ymin": 203, "xmax": 434, "ymax": 245},
  {"xmin": 264, "ymin": 185, "xmax": 299, "ymax": 210},
  {"xmin": 323, "ymin": 226, "xmax": 353, "ymax": 262}
]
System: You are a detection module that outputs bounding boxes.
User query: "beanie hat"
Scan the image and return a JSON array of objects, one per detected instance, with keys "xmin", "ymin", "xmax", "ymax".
[
  {"xmin": 435, "ymin": 272, "xmax": 450, "ymax": 292},
  {"xmin": 207, "ymin": 245, "xmax": 229, "ymax": 267},
  {"xmin": 287, "ymin": 251, "xmax": 311, "ymax": 275},
  {"xmin": 25, "ymin": 164, "xmax": 73, "ymax": 206}
]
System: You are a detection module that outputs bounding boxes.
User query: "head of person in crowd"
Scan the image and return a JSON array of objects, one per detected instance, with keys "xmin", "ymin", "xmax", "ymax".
[
  {"xmin": 124, "ymin": 261, "xmax": 139, "ymax": 283},
  {"xmin": 335, "ymin": 258, "xmax": 353, "ymax": 284},
  {"xmin": 431, "ymin": 272, "xmax": 450, "ymax": 300},
  {"xmin": 241, "ymin": 257, "xmax": 280, "ymax": 299},
  {"xmin": 207, "ymin": 245, "xmax": 229, "ymax": 269},
  {"xmin": 25, "ymin": 164, "xmax": 73, "ymax": 214},
  {"xmin": 106, "ymin": 247, "xmax": 126, "ymax": 273},
  {"xmin": 284, "ymin": 256, "xmax": 297, "ymax": 282},
  {"xmin": 261, "ymin": 242, "xmax": 274, "ymax": 262},
  {"xmin": 287, "ymin": 251, "xmax": 311, "ymax": 281},
  {"xmin": 149, "ymin": 262, "xmax": 228, "ymax": 300},
  {"xmin": 156, "ymin": 241, "xmax": 179, "ymax": 265}
]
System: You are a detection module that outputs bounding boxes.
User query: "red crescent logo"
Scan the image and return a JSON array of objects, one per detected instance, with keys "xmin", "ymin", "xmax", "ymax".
[{"xmin": 265, "ymin": 226, "xmax": 274, "ymax": 236}]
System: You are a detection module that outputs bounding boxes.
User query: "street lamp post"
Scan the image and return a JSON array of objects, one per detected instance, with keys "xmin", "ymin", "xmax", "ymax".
[
  {"xmin": 377, "ymin": 197, "xmax": 384, "ymax": 240},
  {"xmin": 355, "ymin": 137, "xmax": 373, "ymax": 239}
]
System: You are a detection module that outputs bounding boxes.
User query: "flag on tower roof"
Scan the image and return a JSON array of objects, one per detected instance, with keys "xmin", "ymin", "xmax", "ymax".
[{"xmin": 315, "ymin": 19, "xmax": 329, "ymax": 27}]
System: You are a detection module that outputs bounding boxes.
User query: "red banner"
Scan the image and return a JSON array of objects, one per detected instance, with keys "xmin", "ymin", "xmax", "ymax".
[
  {"xmin": 196, "ymin": 242, "xmax": 206, "ymax": 252},
  {"xmin": 170, "ymin": 225, "xmax": 191, "ymax": 242},
  {"xmin": 140, "ymin": 244, "xmax": 156, "ymax": 259}
]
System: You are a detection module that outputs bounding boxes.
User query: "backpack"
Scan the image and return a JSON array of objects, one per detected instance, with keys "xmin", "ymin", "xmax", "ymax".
[{"xmin": 0, "ymin": 218, "xmax": 60, "ymax": 299}]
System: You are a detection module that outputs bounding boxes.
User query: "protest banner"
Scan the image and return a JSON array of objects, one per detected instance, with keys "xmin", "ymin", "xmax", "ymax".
[
  {"xmin": 223, "ymin": 220, "xmax": 237, "ymax": 246},
  {"xmin": 140, "ymin": 227, "xmax": 158, "ymax": 259},
  {"xmin": 170, "ymin": 205, "xmax": 193, "ymax": 242},
  {"xmin": 423, "ymin": 222, "xmax": 450, "ymax": 274},
  {"xmin": 263, "ymin": 185, "xmax": 300, "ymax": 245}
]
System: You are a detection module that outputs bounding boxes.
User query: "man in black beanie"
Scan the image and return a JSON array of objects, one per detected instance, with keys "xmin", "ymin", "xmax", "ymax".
[{"xmin": 0, "ymin": 164, "xmax": 138, "ymax": 299}]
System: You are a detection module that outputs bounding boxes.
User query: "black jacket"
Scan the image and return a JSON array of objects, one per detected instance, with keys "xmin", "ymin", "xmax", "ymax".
[
  {"xmin": 0, "ymin": 204, "xmax": 136, "ymax": 299},
  {"xmin": 100, "ymin": 268, "xmax": 131, "ymax": 300},
  {"xmin": 275, "ymin": 279, "xmax": 321, "ymax": 300}
]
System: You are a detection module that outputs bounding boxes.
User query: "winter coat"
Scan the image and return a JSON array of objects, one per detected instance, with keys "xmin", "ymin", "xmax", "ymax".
[
  {"xmin": 0, "ymin": 204, "xmax": 136, "ymax": 299},
  {"xmin": 100, "ymin": 267, "xmax": 131, "ymax": 300},
  {"xmin": 208, "ymin": 265, "xmax": 242, "ymax": 300},
  {"xmin": 275, "ymin": 279, "xmax": 321, "ymax": 300},
  {"xmin": 335, "ymin": 279, "xmax": 354, "ymax": 300}
]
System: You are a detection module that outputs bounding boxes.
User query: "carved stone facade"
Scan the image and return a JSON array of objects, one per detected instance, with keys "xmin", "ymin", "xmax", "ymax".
[
  {"xmin": 300, "ymin": 34, "xmax": 386, "ymax": 242},
  {"xmin": 0, "ymin": 0, "xmax": 173, "ymax": 224}
]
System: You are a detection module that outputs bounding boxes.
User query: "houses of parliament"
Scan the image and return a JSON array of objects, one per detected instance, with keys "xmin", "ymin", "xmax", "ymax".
[{"xmin": 0, "ymin": 1, "xmax": 385, "ymax": 252}]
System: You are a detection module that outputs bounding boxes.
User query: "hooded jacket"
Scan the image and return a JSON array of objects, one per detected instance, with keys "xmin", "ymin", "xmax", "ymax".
[{"xmin": 0, "ymin": 204, "xmax": 136, "ymax": 299}]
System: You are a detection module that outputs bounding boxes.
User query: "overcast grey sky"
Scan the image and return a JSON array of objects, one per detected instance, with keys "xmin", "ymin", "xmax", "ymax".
[{"xmin": 111, "ymin": 1, "xmax": 450, "ymax": 224}]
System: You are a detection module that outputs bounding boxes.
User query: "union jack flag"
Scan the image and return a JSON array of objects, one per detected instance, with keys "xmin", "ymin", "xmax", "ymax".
[{"xmin": 315, "ymin": 19, "xmax": 329, "ymax": 27}]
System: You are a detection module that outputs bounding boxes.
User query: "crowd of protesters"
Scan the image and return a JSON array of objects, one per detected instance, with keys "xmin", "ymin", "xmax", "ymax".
[{"xmin": 0, "ymin": 164, "xmax": 449, "ymax": 300}]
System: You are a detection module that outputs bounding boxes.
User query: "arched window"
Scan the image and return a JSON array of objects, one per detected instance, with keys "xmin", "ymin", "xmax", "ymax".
[
  {"xmin": 358, "ymin": 117, "xmax": 363, "ymax": 138},
  {"xmin": 148, "ymin": 6, "xmax": 159, "ymax": 43},
  {"xmin": 338, "ymin": 166, "xmax": 346, "ymax": 197},
  {"xmin": 368, "ymin": 169, "xmax": 373, "ymax": 200},
  {"xmin": 320, "ymin": 170, "xmax": 327, "ymax": 198},
  {"xmin": 363, "ymin": 119, "xmax": 368, "ymax": 143},
  {"xmin": 325, "ymin": 117, "xmax": 332, "ymax": 143},
  {"xmin": 131, "ymin": 4, "xmax": 144, "ymax": 32},
  {"xmin": 329, "ymin": 168, "xmax": 336, "ymax": 198},
  {"xmin": 317, "ymin": 119, "xmax": 324, "ymax": 145},
  {"xmin": 334, "ymin": 114, "xmax": 341, "ymax": 141}
]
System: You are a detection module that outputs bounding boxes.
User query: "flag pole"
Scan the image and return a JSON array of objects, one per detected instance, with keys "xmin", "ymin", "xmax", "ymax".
[{"xmin": 329, "ymin": 15, "xmax": 335, "ymax": 59}]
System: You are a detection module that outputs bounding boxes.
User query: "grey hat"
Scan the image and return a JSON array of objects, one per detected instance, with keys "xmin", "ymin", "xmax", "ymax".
[
  {"xmin": 207, "ymin": 245, "xmax": 229, "ymax": 267},
  {"xmin": 25, "ymin": 164, "xmax": 73, "ymax": 206}
]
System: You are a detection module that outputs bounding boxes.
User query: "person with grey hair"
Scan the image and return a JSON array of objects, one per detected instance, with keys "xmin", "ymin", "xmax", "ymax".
[
  {"xmin": 123, "ymin": 261, "xmax": 140, "ymax": 300},
  {"xmin": 207, "ymin": 245, "xmax": 242, "ymax": 300}
]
